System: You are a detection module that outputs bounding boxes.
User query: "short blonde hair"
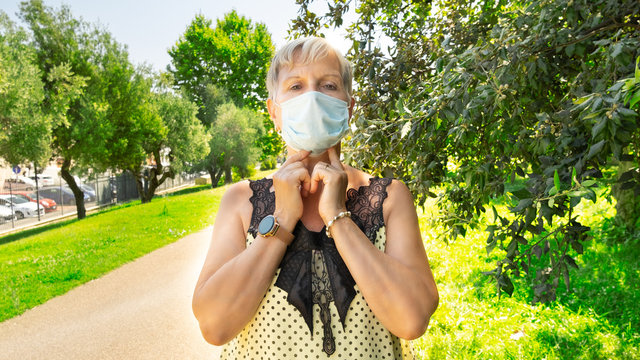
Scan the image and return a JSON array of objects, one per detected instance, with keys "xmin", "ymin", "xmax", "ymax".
[{"xmin": 266, "ymin": 37, "xmax": 353, "ymax": 101}]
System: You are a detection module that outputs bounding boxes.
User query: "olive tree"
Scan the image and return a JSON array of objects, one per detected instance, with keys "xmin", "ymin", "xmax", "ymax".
[{"xmin": 293, "ymin": 0, "xmax": 640, "ymax": 302}]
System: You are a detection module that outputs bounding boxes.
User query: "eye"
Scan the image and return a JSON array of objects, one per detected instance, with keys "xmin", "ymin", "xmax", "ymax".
[
  {"xmin": 322, "ymin": 82, "xmax": 338, "ymax": 90},
  {"xmin": 288, "ymin": 83, "xmax": 302, "ymax": 90}
]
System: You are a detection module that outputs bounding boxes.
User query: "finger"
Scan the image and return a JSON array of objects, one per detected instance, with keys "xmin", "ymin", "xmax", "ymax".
[
  {"xmin": 296, "ymin": 167, "xmax": 311, "ymax": 195},
  {"xmin": 327, "ymin": 147, "xmax": 343, "ymax": 169},
  {"xmin": 282, "ymin": 150, "xmax": 310, "ymax": 168},
  {"xmin": 309, "ymin": 163, "xmax": 328, "ymax": 194}
]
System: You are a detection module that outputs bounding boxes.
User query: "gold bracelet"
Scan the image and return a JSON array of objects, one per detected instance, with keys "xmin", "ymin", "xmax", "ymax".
[{"xmin": 325, "ymin": 211, "xmax": 351, "ymax": 239}]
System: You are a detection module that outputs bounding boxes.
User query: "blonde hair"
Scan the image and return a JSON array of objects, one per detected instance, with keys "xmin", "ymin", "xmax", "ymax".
[{"xmin": 266, "ymin": 37, "xmax": 353, "ymax": 101}]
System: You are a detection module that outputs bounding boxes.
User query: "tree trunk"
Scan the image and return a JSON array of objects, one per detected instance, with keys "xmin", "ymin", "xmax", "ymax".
[
  {"xmin": 133, "ymin": 173, "xmax": 148, "ymax": 203},
  {"xmin": 208, "ymin": 167, "xmax": 223, "ymax": 188},
  {"xmin": 224, "ymin": 167, "xmax": 232, "ymax": 184},
  {"xmin": 60, "ymin": 158, "xmax": 86, "ymax": 220},
  {"xmin": 612, "ymin": 161, "xmax": 640, "ymax": 231},
  {"xmin": 133, "ymin": 163, "xmax": 170, "ymax": 204}
]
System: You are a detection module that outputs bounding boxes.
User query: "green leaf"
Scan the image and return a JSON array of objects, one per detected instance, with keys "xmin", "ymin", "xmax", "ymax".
[
  {"xmin": 629, "ymin": 92, "xmax": 640, "ymax": 109},
  {"xmin": 611, "ymin": 43, "xmax": 623, "ymax": 59},
  {"xmin": 510, "ymin": 187, "xmax": 531, "ymax": 200},
  {"xmin": 564, "ymin": 255, "xmax": 579, "ymax": 269},
  {"xmin": 510, "ymin": 198, "xmax": 533, "ymax": 213},
  {"xmin": 591, "ymin": 118, "xmax": 607, "ymax": 139},
  {"xmin": 585, "ymin": 140, "xmax": 606, "ymax": 160},
  {"xmin": 619, "ymin": 170, "xmax": 635, "ymax": 183},
  {"xmin": 507, "ymin": 238, "xmax": 517, "ymax": 257},
  {"xmin": 554, "ymin": 169, "xmax": 561, "ymax": 190},
  {"xmin": 581, "ymin": 180, "xmax": 596, "ymax": 187},
  {"xmin": 498, "ymin": 274, "xmax": 514, "ymax": 296}
]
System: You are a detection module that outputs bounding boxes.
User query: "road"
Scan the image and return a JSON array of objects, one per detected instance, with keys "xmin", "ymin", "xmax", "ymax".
[{"xmin": 0, "ymin": 227, "xmax": 221, "ymax": 360}]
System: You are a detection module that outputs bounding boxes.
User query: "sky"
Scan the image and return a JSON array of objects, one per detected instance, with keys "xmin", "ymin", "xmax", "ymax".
[{"xmin": 0, "ymin": 0, "xmax": 353, "ymax": 72}]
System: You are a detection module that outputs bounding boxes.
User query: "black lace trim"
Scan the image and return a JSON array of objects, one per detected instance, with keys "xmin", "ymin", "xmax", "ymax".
[
  {"xmin": 248, "ymin": 178, "xmax": 275, "ymax": 238},
  {"xmin": 247, "ymin": 177, "xmax": 393, "ymax": 356}
]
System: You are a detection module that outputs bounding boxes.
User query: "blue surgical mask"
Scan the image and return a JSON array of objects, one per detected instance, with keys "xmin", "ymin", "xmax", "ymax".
[{"xmin": 277, "ymin": 91, "xmax": 350, "ymax": 155}]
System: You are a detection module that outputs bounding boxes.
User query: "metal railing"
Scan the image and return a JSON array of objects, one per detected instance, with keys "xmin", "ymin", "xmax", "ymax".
[{"xmin": 0, "ymin": 171, "xmax": 196, "ymax": 233}]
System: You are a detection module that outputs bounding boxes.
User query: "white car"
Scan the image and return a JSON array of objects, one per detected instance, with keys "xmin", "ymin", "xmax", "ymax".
[
  {"xmin": 2, "ymin": 176, "xmax": 37, "ymax": 191},
  {"xmin": 30, "ymin": 174, "xmax": 55, "ymax": 186},
  {"xmin": 0, "ymin": 195, "xmax": 44, "ymax": 219},
  {"xmin": 0, "ymin": 204, "xmax": 16, "ymax": 223}
]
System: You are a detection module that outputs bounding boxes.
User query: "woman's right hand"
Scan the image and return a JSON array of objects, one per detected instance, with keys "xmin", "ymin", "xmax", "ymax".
[{"xmin": 272, "ymin": 150, "xmax": 311, "ymax": 232}]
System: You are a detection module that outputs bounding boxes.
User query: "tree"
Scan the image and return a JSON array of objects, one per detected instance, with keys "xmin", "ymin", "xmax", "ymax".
[
  {"xmin": 0, "ymin": 12, "xmax": 82, "ymax": 167},
  {"xmin": 168, "ymin": 10, "xmax": 282, "ymax": 161},
  {"xmin": 203, "ymin": 102, "xmax": 264, "ymax": 186},
  {"xmin": 126, "ymin": 83, "xmax": 209, "ymax": 203},
  {"xmin": 292, "ymin": 0, "xmax": 640, "ymax": 302},
  {"xmin": 19, "ymin": 0, "xmax": 144, "ymax": 219}
]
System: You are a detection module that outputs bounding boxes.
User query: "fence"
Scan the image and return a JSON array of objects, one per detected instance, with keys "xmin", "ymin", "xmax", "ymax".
[{"xmin": 0, "ymin": 171, "xmax": 196, "ymax": 233}]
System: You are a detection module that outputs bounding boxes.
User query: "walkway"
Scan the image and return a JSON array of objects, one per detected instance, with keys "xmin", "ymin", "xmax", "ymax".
[{"xmin": 0, "ymin": 227, "xmax": 221, "ymax": 360}]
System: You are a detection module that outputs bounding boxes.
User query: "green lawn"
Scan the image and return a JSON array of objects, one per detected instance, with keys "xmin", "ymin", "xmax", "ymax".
[
  {"xmin": 1, "ymin": 173, "xmax": 638, "ymax": 359},
  {"xmin": 0, "ymin": 170, "xmax": 274, "ymax": 322},
  {"xmin": 414, "ymin": 194, "xmax": 640, "ymax": 359}
]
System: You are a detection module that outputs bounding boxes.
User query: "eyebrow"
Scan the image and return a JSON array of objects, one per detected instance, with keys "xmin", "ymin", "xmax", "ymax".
[{"xmin": 281, "ymin": 73, "xmax": 342, "ymax": 83}]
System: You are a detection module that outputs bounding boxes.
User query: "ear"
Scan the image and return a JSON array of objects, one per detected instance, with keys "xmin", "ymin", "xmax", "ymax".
[
  {"xmin": 266, "ymin": 98, "xmax": 282, "ymax": 131},
  {"xmin": 348, "ymin": 97, "xmax": 355, "ymax": 119}
]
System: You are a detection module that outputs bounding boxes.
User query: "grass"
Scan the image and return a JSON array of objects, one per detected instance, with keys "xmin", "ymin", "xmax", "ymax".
[
  {"xmin": 0, "ymin": 170, "xmax": 274, "ymax": 322},
  {"xmin": 414, "ymin": 193, "xmax": 640, "ymax": 359}
]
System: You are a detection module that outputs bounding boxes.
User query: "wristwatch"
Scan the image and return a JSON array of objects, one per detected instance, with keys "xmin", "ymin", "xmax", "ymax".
[{"xmin": 258, "ymin": 215, "xmax": 294, "ymax": 245}]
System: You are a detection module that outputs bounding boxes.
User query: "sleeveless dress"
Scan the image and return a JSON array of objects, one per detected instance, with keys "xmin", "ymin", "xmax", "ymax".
[{"xmin": 220, "ymin": 177, "xmax": 415, "ymax": 360}]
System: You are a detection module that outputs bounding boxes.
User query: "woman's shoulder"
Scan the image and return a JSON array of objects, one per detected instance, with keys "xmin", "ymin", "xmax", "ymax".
[
  {"xmin": 218, "ymin": 180, "xmax": 258, "ymax": 228},
  {"xmin": 346, "ymin": 166, "xmax": 409, "ymax": 197}
]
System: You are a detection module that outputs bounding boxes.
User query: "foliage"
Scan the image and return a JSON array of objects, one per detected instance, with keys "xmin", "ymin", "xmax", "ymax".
[
  {"xmin": 260, "ymin": 155, "xmax": 278, "ymax": 170},
  {"xmin": 293, "ymin": 0, "xmax": 640, "ymax": 302},
  {"xmin": 168, "ymin": 10, "xmax": 283, "ymax": 161},
  {"xmin": 0, "ymin": 11, "xmax": 82, "ymax": 167},
  {"xmin": 18, "ymin": 0, "xmax": 138, "ymax": 219},
  {"xmin": 133, "ymin": 87, "xmax": 209, "ymax": 203},
  {"xmin": 203, "ymin": 102, "xmax": 265, "ymax": 186}
]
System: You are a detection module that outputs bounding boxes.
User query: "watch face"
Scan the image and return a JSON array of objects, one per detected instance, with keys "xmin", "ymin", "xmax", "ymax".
[{"xmin": 259, "ymin": 215, "xmax": 276, "ymax": 235}]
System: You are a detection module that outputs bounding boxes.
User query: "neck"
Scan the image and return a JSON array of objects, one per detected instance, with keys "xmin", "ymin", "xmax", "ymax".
[{"xmin": 286, "ymin": 145, "xmax": 341, "ymax": 173}]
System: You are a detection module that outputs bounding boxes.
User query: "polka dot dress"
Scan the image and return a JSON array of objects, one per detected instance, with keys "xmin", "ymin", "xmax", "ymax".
[{"xmin": 219, "ymin": 227, "xmax": 415, "ymax": 359}]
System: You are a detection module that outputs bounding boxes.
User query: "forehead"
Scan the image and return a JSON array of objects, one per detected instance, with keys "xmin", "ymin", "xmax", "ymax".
[{"xmin": 278, "ymin": 51, "xmax": 342, "ymax": 81}]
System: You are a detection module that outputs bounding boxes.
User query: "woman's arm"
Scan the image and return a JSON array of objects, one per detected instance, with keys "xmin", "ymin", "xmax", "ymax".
[
  {"xmin": 312, "ymin": 148, "xmax": 438, "ymax": 339},
  {"xmin": 192, "ymin": 151, "xmax": 311, "ymax": 346},
  {"xmin": 329, "ymin": 179, "xmax": 439, "ymax": 339},
  {"xmin": 191, "ymin": 182, "xmax": 288, "ymax": 345}
]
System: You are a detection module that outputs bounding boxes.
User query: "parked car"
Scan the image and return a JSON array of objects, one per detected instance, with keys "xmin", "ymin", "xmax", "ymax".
[
  {"xmin": 0, "ymin": 204, "xmax": 16, "ymax": 224},
  {"xmin": 0, "ymin": 195, "xmax": 45, "ymax": 219},
  {"xmin": 29, "ymin": 174, "xmax": 55, "ymax": 187},
  {"xmin": 0, "ymin": 191, "xmax": 57, "ymax": 213},
  {"xmin": 78, "ymin": 184, "xmax": 96, "ymax": 202},
  {"xmin": 37, "ymin": 187, "xmax": 89, "ymax": 205},
  {"xmin": 2, "ymin": 176, "xmax": 36, "ymax": 191}
]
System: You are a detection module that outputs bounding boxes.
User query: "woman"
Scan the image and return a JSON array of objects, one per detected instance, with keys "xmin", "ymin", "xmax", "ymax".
[{"xmin": 193, "ymin": 37, "xmax": 438, "ymax": 359}]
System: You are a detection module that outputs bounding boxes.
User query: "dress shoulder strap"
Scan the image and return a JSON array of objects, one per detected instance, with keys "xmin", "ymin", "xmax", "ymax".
[
  {"xmin": 345, "ymin": 177, "xmax": 393, "ymax": 241},
  {"xmin": 247, "ymin": 178, "xmax": 274, "ymax": 238}
]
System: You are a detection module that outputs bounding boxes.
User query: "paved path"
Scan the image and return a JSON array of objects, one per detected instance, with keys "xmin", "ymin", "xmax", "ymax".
[{"xmin": 0, "ymin": 227, "xmax": 221, "ymax": 360}]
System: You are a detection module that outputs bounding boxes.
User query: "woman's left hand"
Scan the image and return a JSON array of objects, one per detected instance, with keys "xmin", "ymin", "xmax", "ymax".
[{"xmin": 309, "ymin": 147, "xmax": 349, "ymax": 224}]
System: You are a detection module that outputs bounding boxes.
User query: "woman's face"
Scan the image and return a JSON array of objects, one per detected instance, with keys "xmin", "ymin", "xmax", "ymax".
[{"xmin": 267, "ymin": 51, "xmax": 353, "ymax": 130}]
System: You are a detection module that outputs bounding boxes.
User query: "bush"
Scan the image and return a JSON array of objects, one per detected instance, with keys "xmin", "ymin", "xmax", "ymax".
[
  {"xmin": 260, "ymin": 155, "xmax": 277, "ymax": 170},
  {"xmin": 232, "ymin": 164, "xmax": 257, "ymax": 183}
]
